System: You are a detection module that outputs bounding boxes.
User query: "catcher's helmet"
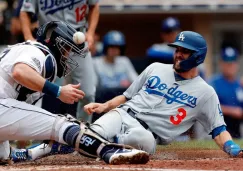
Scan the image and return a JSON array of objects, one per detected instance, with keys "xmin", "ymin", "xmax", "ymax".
[
  {"xmin": 168, "ymin": 31, "xmax": 207, "ymax": 71},
  {"xmin": 161, "ymin": 17, "xmax": 180, "ymax": 32},
  {"xmin": 103, "ymin": 30, "xmax": 126, "ymax": 55},
  {"xmin": 36, "ymin": 21, "xmax": 88, "ymax": 77}
]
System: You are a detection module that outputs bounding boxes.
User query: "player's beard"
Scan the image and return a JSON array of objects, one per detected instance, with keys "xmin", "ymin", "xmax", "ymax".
[{"xmin": 173, "ymin": 57, "xmax": 187, "ymax": 73}]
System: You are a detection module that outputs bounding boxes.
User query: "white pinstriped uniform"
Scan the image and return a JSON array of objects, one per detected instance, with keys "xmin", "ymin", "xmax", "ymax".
[{"xmin": 0, "ymin": 42, "xmax": 75, "ymax": 160}]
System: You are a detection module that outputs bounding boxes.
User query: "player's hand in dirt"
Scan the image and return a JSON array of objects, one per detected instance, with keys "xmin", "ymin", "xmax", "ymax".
[
  {"xmin": 58, "ymin": 83, "xmax": 85, "ymax": 104},
  {"xmin": 236, "ymin": 151, "xmax": 243, "ymax": 158},
  {"xmin": 84, "ymin": 103, "xmax": 108, "ymax": 115}
]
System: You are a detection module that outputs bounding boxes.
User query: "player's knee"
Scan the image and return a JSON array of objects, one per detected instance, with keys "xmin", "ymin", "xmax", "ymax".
[
  {"xmin": 89, "ymin": 124, "xmax": 110, "ymax": 141},
  {"xmin": 90, "ymin": 110, "xmax": 122, "ymax": 142},
  {"xmin": 119, "ymin": 128, "xmax": 156, "ymax": 154}
]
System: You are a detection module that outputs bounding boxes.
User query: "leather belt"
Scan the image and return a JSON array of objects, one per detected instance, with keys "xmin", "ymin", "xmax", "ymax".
[{"xmin": 126, "ymin": 108, "xmax": 158, "ymax": 139}]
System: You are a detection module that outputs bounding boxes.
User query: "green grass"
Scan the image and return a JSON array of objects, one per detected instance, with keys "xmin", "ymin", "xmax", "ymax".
[{"xmin": 157, "ymin": 139, "xmax": 243, "ymax": 150}]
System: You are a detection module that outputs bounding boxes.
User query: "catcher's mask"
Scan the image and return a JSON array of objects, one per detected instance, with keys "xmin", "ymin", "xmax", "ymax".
[{"xmin": 36, "ymin": 21, "xmax": 88, "ymax": 77}]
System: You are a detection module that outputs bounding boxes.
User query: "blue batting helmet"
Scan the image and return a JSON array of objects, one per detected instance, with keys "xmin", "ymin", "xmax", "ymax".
[
  {"xmin": 103, "ymin": 30, "xmax": 126, "ymax": 55},
  {"xmin": 221, "ymin": 46, "xmax": 238, "ymax": 62},
  {"xmin": 161, "ymin": 17, "xmax": 180, "ymax": 32},
  {"xmin": 168, "ymin": 31, "xmax": 207, "ymax": 71}
]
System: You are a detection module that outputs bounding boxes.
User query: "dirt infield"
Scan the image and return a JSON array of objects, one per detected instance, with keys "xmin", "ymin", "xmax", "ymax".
[{"xmin": 1, "ymin": 148, "xmax": 243, "ymax": 171}]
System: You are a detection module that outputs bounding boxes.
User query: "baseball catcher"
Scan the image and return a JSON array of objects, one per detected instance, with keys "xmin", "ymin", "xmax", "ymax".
[{"xmin": 0, "ymin": 21, "xmax": 149, "ymax": 164}]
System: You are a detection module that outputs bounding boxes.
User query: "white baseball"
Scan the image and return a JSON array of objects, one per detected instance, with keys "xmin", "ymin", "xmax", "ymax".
[{"xmin": 73, "ymin": 32, "xmax": 85, "ymax": 44}]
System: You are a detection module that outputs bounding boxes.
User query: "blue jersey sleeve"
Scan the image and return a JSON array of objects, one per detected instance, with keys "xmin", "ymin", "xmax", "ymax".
[{"xmin": 211, "ymin": 125, "xmax": 226, "ymax": 139}]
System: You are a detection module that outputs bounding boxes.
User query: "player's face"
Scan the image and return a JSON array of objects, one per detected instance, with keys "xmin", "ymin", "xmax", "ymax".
[
  {"xmin": 107, "ymin": 46, "xmax": 121, "ymax": 57},
  {"xmin": 58, "ymin": 44, "xmax": 72, "ymax": 62},
  {"xmin": 221, "ymin": 61, "xmax": 239, "ymax": 79},
  {"xmin": 173, "ymin": 46, "xmax": 192, "ymax": 71}
]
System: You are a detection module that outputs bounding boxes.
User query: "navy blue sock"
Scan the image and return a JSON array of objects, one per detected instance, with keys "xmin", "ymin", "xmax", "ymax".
[{"xmin": 63, "ymin": 125, "xmax": 80, "ymax": 147}]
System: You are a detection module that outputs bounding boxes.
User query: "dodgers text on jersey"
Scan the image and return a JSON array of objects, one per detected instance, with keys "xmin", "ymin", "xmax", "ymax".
[
  {"xmin": 144, "ymin": 76, "xmax": 197, "ymax": 108},
  {"xmin": 40, "ymin": 0, "xmax": 84, "ymax": 15}
]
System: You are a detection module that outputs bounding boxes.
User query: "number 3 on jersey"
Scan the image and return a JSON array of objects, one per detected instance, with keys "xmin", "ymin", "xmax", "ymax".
[
  {"xmin": 75, "ymin": 5, "xmax": 87, "ymax": 23},
  {"xmin": 170, "ymin": 108, "xmax": 187, "ymax": 125}
]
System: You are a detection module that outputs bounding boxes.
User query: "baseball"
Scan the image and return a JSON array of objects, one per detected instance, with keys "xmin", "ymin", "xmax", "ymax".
[{"xmin": 73, "ymin": 31, "xmax": 85, "ymax": 44}]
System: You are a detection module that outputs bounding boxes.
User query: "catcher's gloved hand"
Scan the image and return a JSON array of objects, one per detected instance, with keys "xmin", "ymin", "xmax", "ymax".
[{"xmin": 223, "ymin": 140, "xmax": 242, "ymax": 157}]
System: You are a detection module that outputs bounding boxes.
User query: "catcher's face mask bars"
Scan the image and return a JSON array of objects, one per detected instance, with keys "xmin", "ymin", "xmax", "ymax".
[{"xmin": 56, "ymin": 36, "xmax": 88, "ymax": 76}]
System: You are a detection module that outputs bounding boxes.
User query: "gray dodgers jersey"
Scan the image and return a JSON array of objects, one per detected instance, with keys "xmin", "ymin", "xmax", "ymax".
[
  {"xmin": 123, "ymin": 63, "xmax": 225, "ymax": 144},
  {"xmin": 21, "ymin": 0, "xmax": 99, "ymax": 29}
]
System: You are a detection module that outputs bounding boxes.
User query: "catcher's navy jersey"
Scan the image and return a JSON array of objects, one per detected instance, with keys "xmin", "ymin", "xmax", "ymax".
[
  {"xmin": 21, "ymin": 0, "xmax": 99, "ymax": 30},
  {"xmin": 123, "ymin": 63, "xmax": 225, "ymax": 143}
]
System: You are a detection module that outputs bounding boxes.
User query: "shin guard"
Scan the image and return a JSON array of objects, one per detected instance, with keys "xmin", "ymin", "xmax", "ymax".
[{"xmin": 75, "ymin": 123, "xmax": 134, "ymax": 158}]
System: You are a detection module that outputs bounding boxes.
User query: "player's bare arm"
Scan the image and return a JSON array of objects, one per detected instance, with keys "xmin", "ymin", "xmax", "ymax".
[
  {"xmin": 12, "ymin": 63, "xmax": 85, "ymax": 104},
  {"xmin": 86, "ymin": 3, "xmax": 100, "ymax": 49},
  {"xmin": 10, "ymin": 18, "xmax": 22, "ymax": 36},
  {"xmin": 214, "ymin": 130, "xmax": 242, "ymax": 156},
  {"xmin": 84, "ymin": 95, "xmax": 127, "ymax": 114},
  {"xmin": 20, "ymin": 11, "xmax": 35, "ymax": 41},
  {"xmin": 12, "ymin": 63, "xmax": 46, "ymax": 92},
  {"xmin": 214, "ymin": 130, "xmax": 233, "ymax": 148},
  {"xmin": 11, "ymin": 17, "xmax": 38, "ymax": 36}
]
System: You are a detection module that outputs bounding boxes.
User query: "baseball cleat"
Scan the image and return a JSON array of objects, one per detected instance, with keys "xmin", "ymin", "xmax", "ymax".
[
  {"xmin": 28, "ymin": 142, "xmax": 74, "ymax": 160},
  {"xmin": 10, "ymin": 147, "xmax": 30, "ymax": 163},
  {"xmin": 102, "ymin": 148, "xmax": 149, "ymax": 165}
]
